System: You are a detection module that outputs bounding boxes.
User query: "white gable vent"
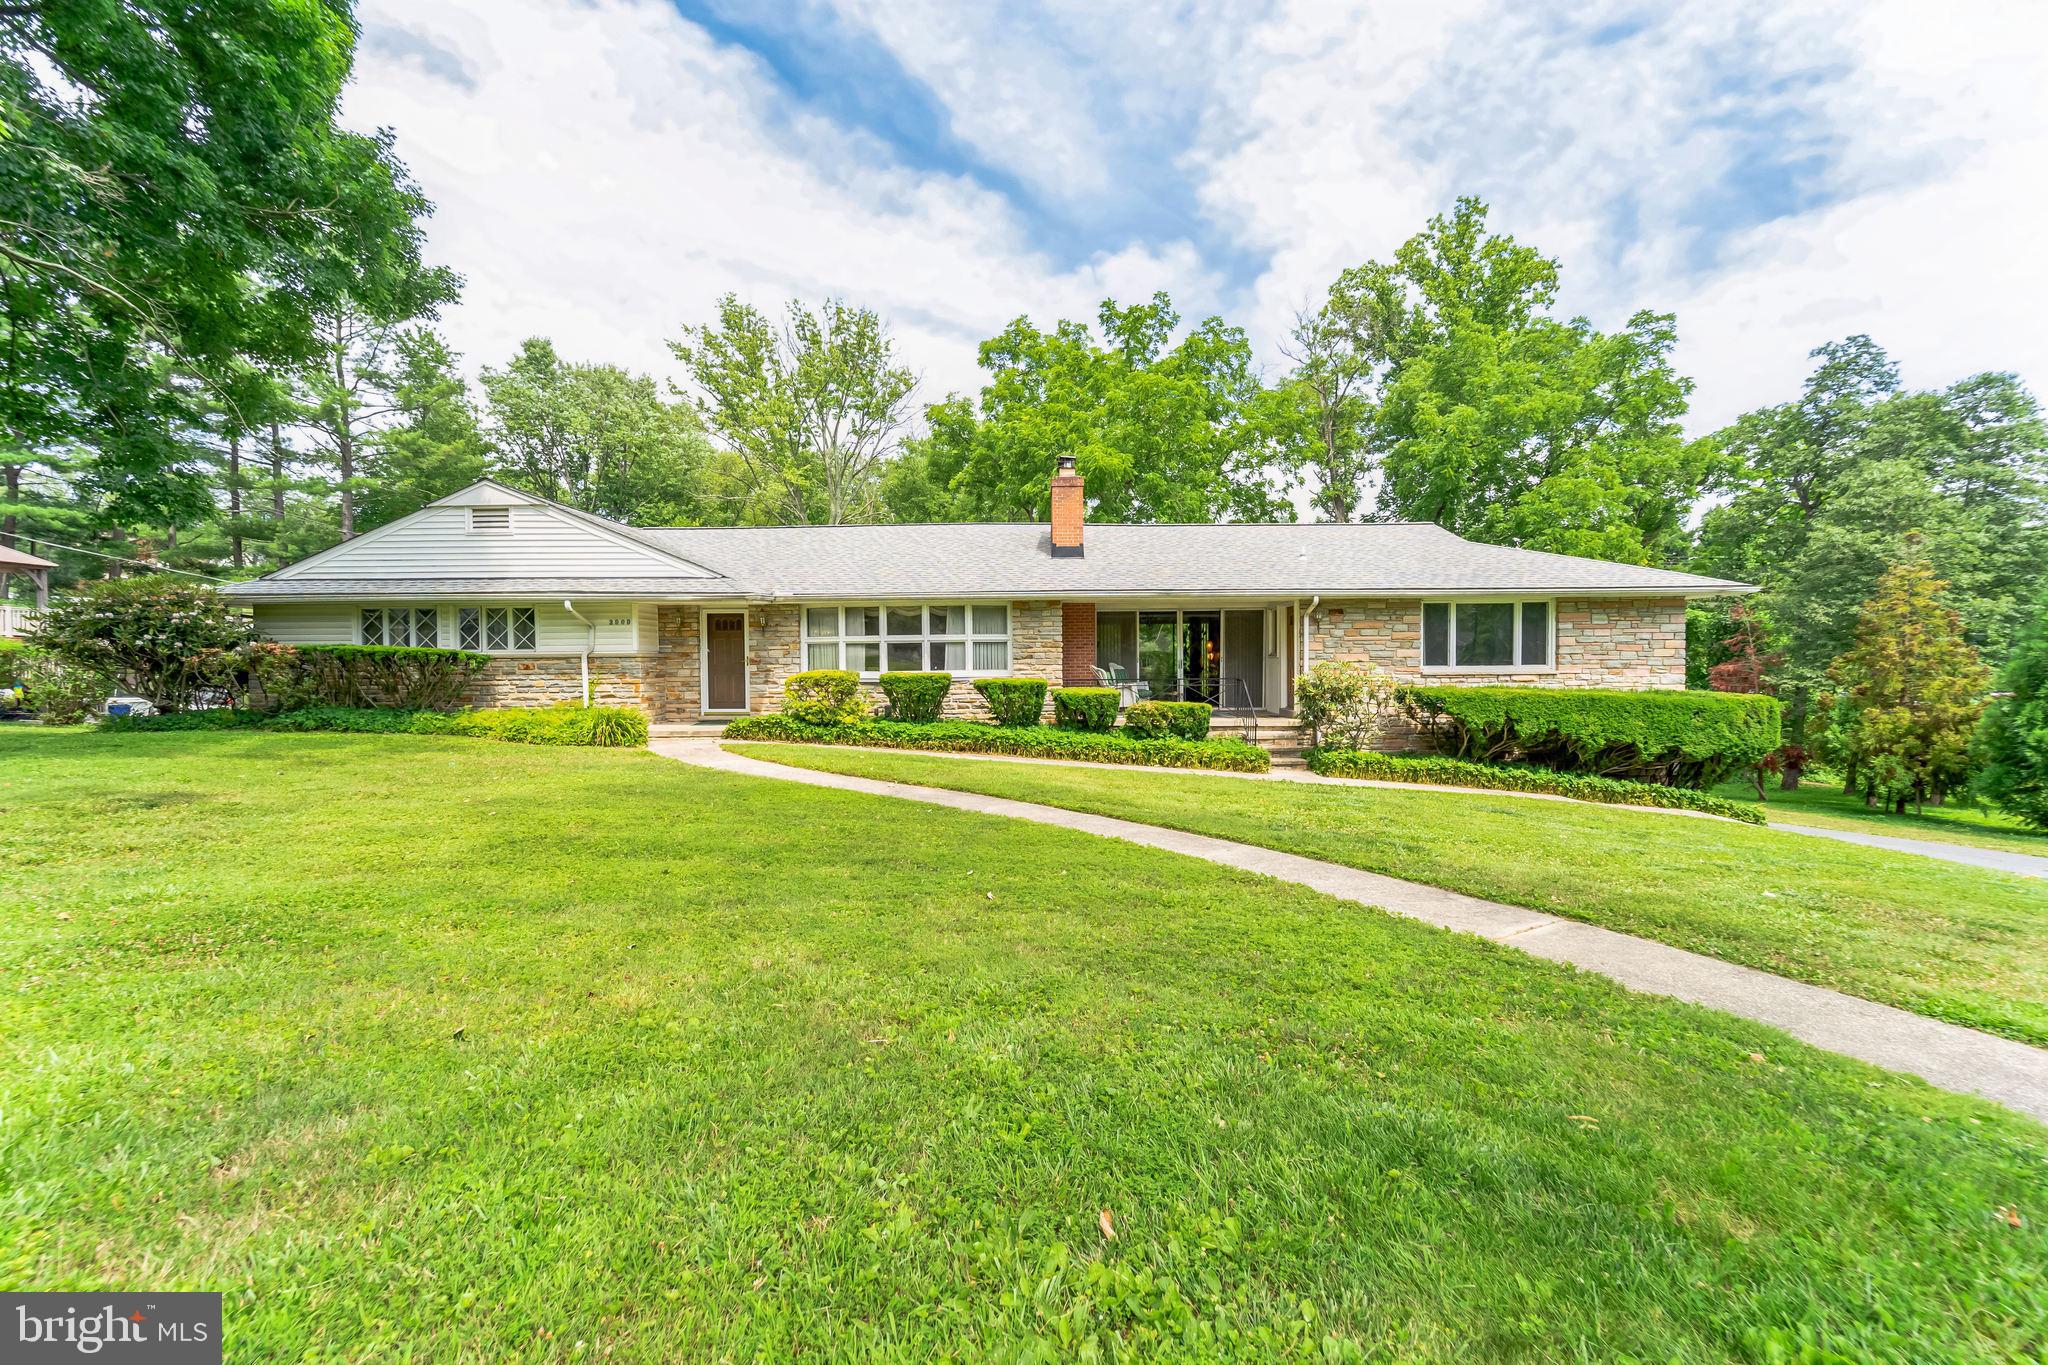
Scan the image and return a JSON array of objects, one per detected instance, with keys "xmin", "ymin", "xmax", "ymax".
[{"xmin": 468, "ymin": 505, "xmax": 513, "ymax": 534}]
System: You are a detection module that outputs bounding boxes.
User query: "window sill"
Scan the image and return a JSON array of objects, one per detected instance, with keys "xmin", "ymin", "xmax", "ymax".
[{"xmin": 1419, "ymin": 664, "xmax": 1556, "ymax": 675}]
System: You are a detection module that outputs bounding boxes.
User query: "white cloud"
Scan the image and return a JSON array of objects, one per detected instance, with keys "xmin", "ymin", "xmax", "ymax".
[{"xmin": 345, "ymin": 0, "xmax": 2048, "ymax": 453}]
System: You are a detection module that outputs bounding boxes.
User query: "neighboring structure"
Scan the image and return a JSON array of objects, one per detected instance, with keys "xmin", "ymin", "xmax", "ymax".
[
  {"xmin": 220, "ymin": 459, "xmax": 1750, "ymax": 722},
  {"xmin": 0, "ymin": 544, "xmax": 56, "ymax": 638}
]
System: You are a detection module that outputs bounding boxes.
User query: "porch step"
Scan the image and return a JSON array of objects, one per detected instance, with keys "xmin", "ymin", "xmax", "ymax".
[{"xmin": 649, "ymin": 720, "xmax": 730, "ymax": 738}]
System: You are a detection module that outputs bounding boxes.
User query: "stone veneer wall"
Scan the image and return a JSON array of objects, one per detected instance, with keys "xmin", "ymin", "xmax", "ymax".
[
  {"xmin": 1308, "ymin": 596, "xmax": 1687, "ymax": 751},
  {"xmin": 461, "ymin": 655, "xmax": 649, "ymax": 710}
]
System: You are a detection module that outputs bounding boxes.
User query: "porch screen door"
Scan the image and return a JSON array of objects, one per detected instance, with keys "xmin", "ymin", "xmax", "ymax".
[{"xmin": 706, "ymin": 613, "xmax": 746, "ymax": 711}]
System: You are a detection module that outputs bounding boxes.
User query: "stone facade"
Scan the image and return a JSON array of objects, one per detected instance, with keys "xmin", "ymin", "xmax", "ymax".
[
  {"xmin": 1307, "ymin": 596, "xmax": 1686, "ymax": 689},
  {"xmin": 461, "ymin": 655, "xmax": 649, "ymax": 710}
]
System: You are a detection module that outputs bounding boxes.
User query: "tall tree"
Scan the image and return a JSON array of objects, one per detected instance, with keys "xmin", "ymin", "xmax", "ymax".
[
  {"xmin": 1975, "ymin": 587, "xmax": 2048, "ymax": 830},
  {"xmin": 354, "ymin": 331, "xmax": 491, "ymax": 533},
  {"xmin": 482, "ymin": 338, "xmax": 709, "ymax": 524},
  {"xmin": 0, "ymin": 0, "xmax": 444, "ymax": 548},
  {"xmin": 1270, "ymin": 285, "xmax": 1395, "ymax": 521},
  {"xmin": 672, "ymin": 297, "xmax": 916, "ymax": 525},
  {"xmin": 1825, "ymin": 551, "xmax": 1990, "ymax": 813},
  {"xmin": 894, "ymin": 293, "xmax": 1291, "ymax": 525},
  {"xmin": 1352, "ymin": 200, "xmax": 1711, "ymax": 561}
]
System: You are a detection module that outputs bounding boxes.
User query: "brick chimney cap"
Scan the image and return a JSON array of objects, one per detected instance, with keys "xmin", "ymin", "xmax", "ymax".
[{"xmin": 1056, "ymin": 453, "xmax": 1077, "ymax": 473}]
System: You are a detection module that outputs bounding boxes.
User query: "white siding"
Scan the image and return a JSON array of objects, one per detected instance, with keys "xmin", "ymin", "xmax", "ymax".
[
  {"xmin": 271, "ymin": 505, "xmax": 715, "ymax": 580},
  {"xmin": 254, "ymin": 599, "xmax": 655, "ymax": 654}
]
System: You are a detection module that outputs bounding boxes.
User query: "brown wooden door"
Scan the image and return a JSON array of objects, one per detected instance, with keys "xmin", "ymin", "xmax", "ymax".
[{"xmin": 705, "ymin": 613, "xmax": 747, "ymax": 711}]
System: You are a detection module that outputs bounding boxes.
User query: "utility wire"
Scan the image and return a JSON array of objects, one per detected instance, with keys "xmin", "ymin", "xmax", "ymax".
[{"xmin": 17, "ymin": 535, "xmax": 232, "ymax": 583}]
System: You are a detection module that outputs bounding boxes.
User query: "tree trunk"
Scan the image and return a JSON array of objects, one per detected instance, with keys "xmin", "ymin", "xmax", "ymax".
[
  {"xmin": 2, "ymin": 462, "xmax": 17, "ymax": 549},
  {"xmin": 228, "ymin": 431, "xmax": 244, "ymax": 569},
  {"xmin": 337, "ymin": 424, "xmax": 355, "ymax": 539},
  {"xmin": 269, "ymin": 422, "xmax": 286, "ymax": 519}
]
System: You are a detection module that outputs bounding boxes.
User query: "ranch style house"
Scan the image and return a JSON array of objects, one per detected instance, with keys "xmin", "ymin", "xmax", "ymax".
[{"xmin": 221, "ymin": 458, "xmax": 1752, "ymax": 724}]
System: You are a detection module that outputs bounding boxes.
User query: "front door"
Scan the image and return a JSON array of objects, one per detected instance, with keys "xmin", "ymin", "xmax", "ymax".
[
  {"xmin": 1181, "ymin": 611, "xmax": 1222, "ymax": 705},
  {"xmin": 705, "ymin": 612, "xmax": 747, "ymax": 711}
]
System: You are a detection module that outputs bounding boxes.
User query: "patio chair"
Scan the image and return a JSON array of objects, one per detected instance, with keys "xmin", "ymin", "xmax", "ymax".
[{"xmin": 1092, "ymin": 664, "xmax": 1151, "ymax": 708}]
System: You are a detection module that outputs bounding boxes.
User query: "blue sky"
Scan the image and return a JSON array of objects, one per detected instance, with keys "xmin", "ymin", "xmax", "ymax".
[{"xmin": 345, "ymin": 0, "xmax": 2047, "ymax": 432}]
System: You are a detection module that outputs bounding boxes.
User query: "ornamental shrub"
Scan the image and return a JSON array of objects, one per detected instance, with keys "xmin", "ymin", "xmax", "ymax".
[
  {"xmin": 1293, "ymin": 660, "xmax": 1397, "ymax": 749},
  {"xmin": 878, "ymin": 671, "xmax": 952, "ymax": 722},
  {"xmin": 1123, "ymin": 700, "xmax": 1211, "ymax": 741},
  {"xmin": 285, "ymin": 644, "xmax": 491, "ymax": 711},
  {"xmin": 15, "ymin": 650, "xmax": 112, "ymax": 724},
  {"xmin": 106, "ymin": 703, "xmax": 648, "ymax": 747},
  {"xmin": 1400, "ymin": 685, "xmax": 1781, "ymax": 790},
  {"xmin": 973, "ymin": 676, "xmax": 1048, "ymax": 726},
  {"xmin": 1051, "ymin": 686, "xmax": 1119, "ymax": 732},
  {"xmin": 783, "ymin": 669, "xmax": 866, "ymax": 725},
  {"xmin": 28, "ymin": 578, "xmax": 256, "ymax": 711},
  {"xmin": 721, "ymin": 714, "xmax": 1269, "ymax": 772},
  {"xmin": 1306, "ymin": 748, "xmax": 1765, "ymax": 824}
]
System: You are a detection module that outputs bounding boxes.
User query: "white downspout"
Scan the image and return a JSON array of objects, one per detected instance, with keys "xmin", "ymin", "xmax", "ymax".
[
  {"xmin": 1300, "ymin": 595, "xmax": 1319, "ymax": 700},
  {"xmin": 562, "ymin": 599, "xmax": 593, "ymax": 707}
]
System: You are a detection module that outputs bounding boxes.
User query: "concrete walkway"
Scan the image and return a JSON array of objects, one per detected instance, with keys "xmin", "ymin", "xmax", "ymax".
[
  {"xmin": 652, "ymin": 738, "xmax": 2048, "ymax": 1123},
  {"xmin": 1771, "ymin": 821, "xmax": 2048, "ymax": 880}
]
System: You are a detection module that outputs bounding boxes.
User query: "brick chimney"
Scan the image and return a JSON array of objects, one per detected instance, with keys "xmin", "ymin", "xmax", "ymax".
[{"xmin": 1049, "ymin": 453, "xmax": 1084, "ymax": 557}]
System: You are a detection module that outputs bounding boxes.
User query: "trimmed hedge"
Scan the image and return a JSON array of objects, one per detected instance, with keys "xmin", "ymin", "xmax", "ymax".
[
  {"xmin": 973, "ymin": 676, "xmax": 1049, "ymax": 726},
  {"xmin": 1051, "ymin": 686, "xmax": 1120, "ymax": 733},
  {"xmin": 784, "ymin": 669, "xmax": 866, "ymax": 725},
  {"xmin": 723, "ymin": 715, "xmax": 1270, "ymax": 772},
  {"xmin": 878, "ymin": 671, "xmax": 953, "ymax": 722},
  {"xmin": 1307, "ymin": 748, "xmax": 1764, "ymax": 824},
  {"xmin": 103, "ymin": 704, "xmax": 649, "ymax": 747},
  {"xmin": 1123, "ymin": 700, "xmax": 1212, "ymax": 741},
  {"xmin": 288, "ymin": 644, "xmax": 491, "ymax": 711},
  {"xmin": 1401, "ymin": 686, "xmax": 1782, "ymax": 790}
]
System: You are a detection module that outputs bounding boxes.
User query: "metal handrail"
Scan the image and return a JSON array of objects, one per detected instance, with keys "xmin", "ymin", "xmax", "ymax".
[{"xmin": 1216, "ymin": 674, "xmax": 1260, "ymax": 747}]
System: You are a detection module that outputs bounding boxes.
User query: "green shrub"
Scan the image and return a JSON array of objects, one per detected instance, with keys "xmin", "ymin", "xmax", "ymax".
[
  {"xmin": 877, "ymin": 671, "xmax": 952, "ymax": 723},
  {"xmin": 1975, "ymin": 590, "xmax": 2048, "ymax": 829},
  {"xmin": 722, "ymin": 715, "xmax": 1269, "ymax": 772},
  {"xmin": 1123, "ymin": 700, "xmax": 1211, "ymax": 741},
  {"xmin": 972, "ymin": 676, "xmax": 1048, "ymax": 726},
  {"xmin": 286, "ymin": 644, "xmax": 492, "ymax": 711},
  {"xmin": 1306, "ymin": 748, "xmax": 1765, "ymax": 824},
  {"xmin": 27, "ymin": 578, "xmax": 256, "ymax": 711},
  {"xmin": 1051, "ymin": 686, "xmax": 1119, "ymax": 732},
  {"xmin": 104, "ymin": 704, "xmax": 648, "ymax": 747},
  {"xmin": 1293, "ymin": 659, "xmax": 1398, "ymax": 749},
  {"xmin": 1400, "ymin": 685, "xmax": 1782, "ymax": 790},
  {"xmin": 783, "ymin": 669, "xmax": 866, "ymax": 725},
  {"xmin": 13, "ymin": 650, "xmax": 112, "ymax": 724}
]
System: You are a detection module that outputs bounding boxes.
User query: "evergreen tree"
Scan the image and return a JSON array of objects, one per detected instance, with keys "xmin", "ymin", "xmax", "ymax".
[
  {"xmin": 1826, "ymin": 551, "xmax": 1991, "ymax": 813},
  {"xmin": 1975, "ymin": 590, "xmax": 2048, "ymax": 829}
]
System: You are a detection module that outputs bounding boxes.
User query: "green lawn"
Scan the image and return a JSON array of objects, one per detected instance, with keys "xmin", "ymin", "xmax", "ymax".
[
  {"xmin": 4, "ymin": 730, "xmax": 2047, "ymax": 1361},
  {"xmin": 1711, "ymin": 774, "xmax": 2048, "ymax": 857},
  {"xmin": 737, "ymin": 743, "xmax": 2048, "ymax": 1047}
]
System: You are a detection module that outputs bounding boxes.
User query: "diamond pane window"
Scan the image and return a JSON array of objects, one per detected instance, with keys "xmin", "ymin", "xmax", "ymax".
[
  {"xmin": 510, "ymin": 608, "xmax": 536, "ymax": 651},
  {"xmin": 484, "ymin": 609, "xmax": 510, "ymax": 651},
  {"xmin": 361, "ymin": 608, "xmax": 385, "ymax": 645},
  {"xmin": 459, "ymin": 608, "xmax": 482, "ymax": 651}
]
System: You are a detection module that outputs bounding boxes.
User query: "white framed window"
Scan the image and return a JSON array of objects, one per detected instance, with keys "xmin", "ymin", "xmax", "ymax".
[
  {"xmin": 1421, "ymin": 599, "xmax": 1552, "ymax": 671},
  {"xmin": 800, "ymin": 603, "xmax": 1011, "ymax": 677},
  {"xmin": 456, "ymin": 605, "xmax": 538, "ymax": 652},
  {"xmin": 360, "ymin": 606, "xmax": 439, "ymax": 647}
]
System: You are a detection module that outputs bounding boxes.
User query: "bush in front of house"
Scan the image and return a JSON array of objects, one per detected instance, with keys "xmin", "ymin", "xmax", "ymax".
[
  {"xmin": 1399, "ymin": 685, "xmax": 1783, "ymax": 790},
  {"xmin": 973, "ymin": 676, "xmax": 1048, "ymax": 725},
  {"xmin": 783, "ymin": 669, "xmax": 867, "ymax": 725},
  {"xmin": 1051, "ymin": 686, "xmax": 1120, "ymax": 732},
  {"xmin": 7, "ymin": 646, "xmax": 113, "ymax": 724},
  {"xmin": 878, "ymin": 671, "xmax": 952, "ymax": 723},
  {"xmin": 104, "ymin": 703, "xmax": 649, "ymax": 747},
  {"xmin": 27, "ymin": 577, "xmax": 257, "ymax": 711},
  {"xmin": 723, "ymin": 714, "xmax": 1271, "ymax": 772},
  {"xmin": 1293, "ymin": 659, "xmax": 1398, "ymax": 749},
  {"xmin": 1306, "ymin": 748, "xmax": 1765, "ymax": 824},
  {"xmin": 284, "ymin": 644, "xmax": 492, "ymax": 711},
  {"xmin": 1122, "ymin": 700, "xmax": 1212, "ymax": 741}
]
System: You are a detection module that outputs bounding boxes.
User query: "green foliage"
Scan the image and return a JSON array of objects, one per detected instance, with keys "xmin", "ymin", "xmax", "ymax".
[
  {"xmin": 1306, "ymin": 749, "xmax": 1764, "ymax": 824},
  {"xmin": 283, "ymin": 644, "xmax": 491, "ymax": 712},
  {"xmin": 1121, "ymin": 700, "xmax": 1213, "ymax": 741},
  {"xmin": 1355, "ymin": 200, "xmax": 1716, "ymax": 562},
  {"xmin": 971, "ymin": 676, "xmax": 1049, "ymax": 726},
  {"xmin": 353, "ymin": 330, "xmax": 492, "ymax": 533},
  {"xmin": 782, "ymin": 669, "xmax": 867, "ymax": 725},
  {"xmin": 1976, "ymin": 592, "xmax": 2048, "ymax": 829},
  {"xmin": 27, "ymin": 579, "xmax": 255, "ymax": 711},
  {"xmin": 107, "ymin": 704, "xmax": 648, "ymax": 747},
  {"xmin": 671, "ymin": 296, "xmax": 916, "ymax": 525},
  {"xmin": 1401, "ymin": 685, "xmax": 1782, "ymax": 789},
  {"xmin": 1050, "ymin": 686, "xmax": 1120, "ymax": 732},
  {"xmin": 891, "ymin": 293, "xmax": 1293, "ymax": 525},
  {"xmin": 1826, "ymin": 555, "xmax": 1990, "ymax": 812},
  {"xmin": 723, "ymin": 715, "xmax": 1270, "ymax": 771},
  {"xmin": 876, "ymin": 672, "xmax": 952, "ymax": 723},
  {"xmin": 481, "ymin": 337, "xmax": 711, "ymax": 524},
  {"xmin": 1291, "ymin": 660, "xmax": 1398, "ymax": 749},
  {"xmin": 9, "ymin": 649, "xmax": 110, "ymax": 724}
]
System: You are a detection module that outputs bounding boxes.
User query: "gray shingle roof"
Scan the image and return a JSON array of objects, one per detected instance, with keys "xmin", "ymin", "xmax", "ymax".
[
  {"xmin": 221, "ymin": 576, "xmax": 735, "ymax": 599},
  {"xmin": 624, "ymin": 521, "xmax": 1749, "ymax": 598}
]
